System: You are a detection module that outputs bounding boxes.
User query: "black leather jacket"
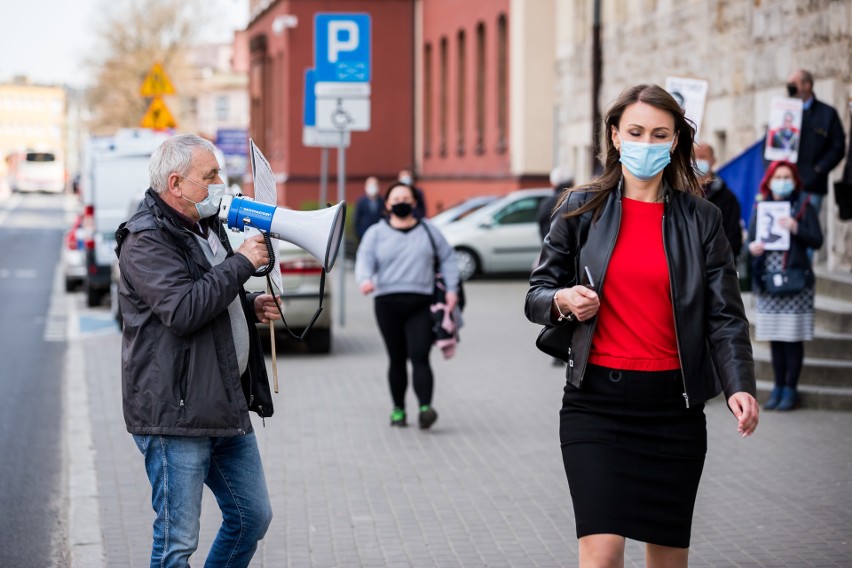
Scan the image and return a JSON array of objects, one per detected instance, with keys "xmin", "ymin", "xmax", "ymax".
[{"xmin": 526, "ymin": 185, "xmax": 756, "ymax": 407}]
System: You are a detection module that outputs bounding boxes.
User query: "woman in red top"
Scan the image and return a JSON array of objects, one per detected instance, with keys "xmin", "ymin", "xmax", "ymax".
[{"xmin": 526, "ymin": 85, "xmax": 759, "ymax": 568}]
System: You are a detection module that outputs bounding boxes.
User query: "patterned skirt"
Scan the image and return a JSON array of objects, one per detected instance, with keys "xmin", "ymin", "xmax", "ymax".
[{"xmin": 755, "ymin": 251, "xmax": 815, "ymax": 342}]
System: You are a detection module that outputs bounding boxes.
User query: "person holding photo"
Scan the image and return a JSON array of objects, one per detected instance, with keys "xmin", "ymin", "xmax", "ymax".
[{"xmin": 747, "ymin": 160, "xmax": 823, "ymax": 411}]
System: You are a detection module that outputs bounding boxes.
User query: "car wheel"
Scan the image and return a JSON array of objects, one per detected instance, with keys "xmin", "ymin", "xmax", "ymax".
[
  {"xmin": 305, "ymin": 328, "xmax": 332, "ymax": 354},
  {"xmin": 454, "ymin": 247, "xmax": 479, "ymax": 281},
  {"xmin": 65, "ymin": 277, "xmax": 77, "ymax": 293}
]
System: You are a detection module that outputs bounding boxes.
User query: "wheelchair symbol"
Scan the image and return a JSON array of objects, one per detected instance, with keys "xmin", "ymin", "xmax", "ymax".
[{"xmin": 330, "ymin": 98, "xmax": 353, "ymax": 130}]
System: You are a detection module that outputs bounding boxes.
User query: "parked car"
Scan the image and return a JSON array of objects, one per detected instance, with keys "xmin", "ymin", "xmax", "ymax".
[
  {"xmin": 439, "ymin": 188, "xmax": 553, "ymax": 280},
  {"xmin": 61, "ymin": 212, "xmax": 86, "ymax": 291},
  {"xmin": 429, "ymin": 195, "xmax": 498, "ymax": 227},
  {"xmin": 111, "ymin": 228, "xmax": 333, "ymax": 354}
]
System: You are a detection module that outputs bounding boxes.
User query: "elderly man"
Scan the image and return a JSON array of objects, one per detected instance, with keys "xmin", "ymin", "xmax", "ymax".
[
  {"xmin": 785, "ymin": 69, "xmax": 846, "ymax": 214},
  {"xmin": 115, "ymin": 134, "xmax": 280, "ymax": 567},
  {"xmin": 695, "ymin": 143, "xmax": 743, "ymax": 258}
]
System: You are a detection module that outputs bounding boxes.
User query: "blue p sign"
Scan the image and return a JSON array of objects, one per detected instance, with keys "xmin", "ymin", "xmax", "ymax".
[{"xmin": 314, "ymin": 13, "xmax": 371, "ymax": 82}]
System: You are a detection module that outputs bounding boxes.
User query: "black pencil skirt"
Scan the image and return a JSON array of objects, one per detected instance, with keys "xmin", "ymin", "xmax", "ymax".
[{"xmin": 560, "ymin": 363, "xmax": 707, "ymax": 548}]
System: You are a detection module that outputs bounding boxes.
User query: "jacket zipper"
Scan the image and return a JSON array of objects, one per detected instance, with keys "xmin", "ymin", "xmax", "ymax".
[
  {"xmin": 179, "ymin": 350, "xmax": 189, "ymax": 409},
  {"xmin": 662, "ymin": 194, "xmax": 690, "ymax": 408}
]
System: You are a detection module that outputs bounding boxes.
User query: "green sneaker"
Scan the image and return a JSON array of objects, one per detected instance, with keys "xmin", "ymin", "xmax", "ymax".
[
  {"xmin": 418, "ymin": 405, "xmax": 438, "ymax": 429},
  {"xmin": 390, "ymin": 408, "xmax": 407, "ymax": 427}
]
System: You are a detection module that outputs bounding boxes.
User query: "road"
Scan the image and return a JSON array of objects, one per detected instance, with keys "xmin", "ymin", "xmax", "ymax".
[{"xmin": 0, "ymin": 192, "xmax": 76, "ymax": 567}]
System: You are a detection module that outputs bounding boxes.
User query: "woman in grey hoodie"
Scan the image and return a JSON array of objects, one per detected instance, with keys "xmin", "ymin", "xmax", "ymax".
[{"xmin": 355, "ymin": 182, "xmax": 460, "ymax": 428}]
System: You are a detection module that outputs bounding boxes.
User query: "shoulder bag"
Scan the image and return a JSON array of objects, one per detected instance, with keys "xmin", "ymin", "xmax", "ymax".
[
  {"xmin": 535, "ymin": 191, "xmax": 592, "ymax": 362},
  {"xmin": 761, "ymin": 195, "xmax": 811, "ymax": 295}
]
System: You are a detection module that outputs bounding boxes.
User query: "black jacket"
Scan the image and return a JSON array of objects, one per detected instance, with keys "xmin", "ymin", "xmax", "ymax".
[
  {"xmin": 115, "ymin": 189, "xmax": 273, "ymax": 437},
  {"xmin": 747, "ymin": 191, "xmax": 823, "ymax": 292},
  {"xmin": 704, "ymin": 175, "xmax": 743, "ymax": 257},
  {"xmin": 526, "ymin": 185, "xmax": 756, "ymax": 407},
  {"xmin": 797, "ymin": 97, "xmax": 846, "ymax": 195}
]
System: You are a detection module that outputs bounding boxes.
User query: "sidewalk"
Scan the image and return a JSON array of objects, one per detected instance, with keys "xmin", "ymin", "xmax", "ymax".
[{"xmin": 68, "ymin": 270, "xmax": 852, "ymax": 567}]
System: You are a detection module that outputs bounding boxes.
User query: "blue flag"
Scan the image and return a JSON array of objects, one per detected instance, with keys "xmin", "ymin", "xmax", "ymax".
[{"xmin": 716, "ymin": 139, "xmax": 766, "ymax": 227}]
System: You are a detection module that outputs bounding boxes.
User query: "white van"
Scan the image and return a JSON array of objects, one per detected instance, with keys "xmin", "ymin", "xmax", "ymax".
[{"xmin": 79, "ymin": 129, "xmax": 172, "ymax": 306}]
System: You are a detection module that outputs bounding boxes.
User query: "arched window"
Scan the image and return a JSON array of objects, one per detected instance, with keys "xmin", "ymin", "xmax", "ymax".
[
  {"xmin": 496, "ymin": 14, "xmax": 508, "ymax": 153},
  {"xmin": 439, "ymin": 36, "xmax": 448, "ymax": 157},
  {"xmin": 475, "ymin": 22, "xmax": 486, "ymax": 154},
  {"xmin": 424, "ymin": 43, "xmax": 433, "ymax": 158},
  {"xmin": 457, "ymin": 29, "xmax": 466, "ymax": 155}
]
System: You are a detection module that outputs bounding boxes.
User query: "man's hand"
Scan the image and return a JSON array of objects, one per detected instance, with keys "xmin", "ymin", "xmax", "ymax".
[
  {"xmin": 254, "ymin": 294, "xmax": 282, "ymax": 324},
  {"xmin": 238, "ymin": 235, "xmax": 270, "ymax": 270}
]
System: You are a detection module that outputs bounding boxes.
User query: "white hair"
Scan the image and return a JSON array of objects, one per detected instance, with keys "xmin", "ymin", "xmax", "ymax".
[
  {"xmin": 149, "ymin": 134, "xmax": 216, "ymax": 194},
  {"xmin": 549, "ymin": 165, "xmax": 574, "ymax": 189}
]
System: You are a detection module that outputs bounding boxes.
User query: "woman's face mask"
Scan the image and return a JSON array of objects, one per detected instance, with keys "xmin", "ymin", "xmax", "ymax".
[
  {"xmin": 770, "ymin": 178, "xmax": 795, "ymax": 199},
  {"xmin": 617, "ymin": 135, "xmax": 673, "ymax": 181},
  {"xmin": 182, "ymin": 178, "xmax": 227, "ymax": 218}
]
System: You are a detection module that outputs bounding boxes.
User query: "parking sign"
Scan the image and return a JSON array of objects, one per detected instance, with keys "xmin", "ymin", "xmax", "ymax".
[{"xmin": 314, "ymin": 14, "xmax": 371, "ymax": 82}]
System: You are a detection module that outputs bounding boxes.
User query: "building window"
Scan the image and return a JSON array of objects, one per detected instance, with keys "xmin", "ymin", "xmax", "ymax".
[
  {"xmin": 475, "ymin": 22, "xmax": 486, "ymax": 155},
  {"xmin": 216, "ymin": 96, "xmax": 230, "ymax": 121},
  {"xmin": 424, "ymin": 43, "xmax": 433, "ymax": 158},
  {"xmin": 439, "ymin": 36, "xmax": 448, "ymax": 157},
  {"xmin": 496, "ymin": 14, "xmax": 508, "ymax": 153},
  {"xmin": 456, "ymin": 29, "xmax": 466, "ymax": 156}
]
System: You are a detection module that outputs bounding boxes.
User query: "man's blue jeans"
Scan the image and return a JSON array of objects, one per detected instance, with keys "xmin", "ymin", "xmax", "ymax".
[{"xmin": 132, "ymin": 433, "xmax": 273, "ymax": 568}]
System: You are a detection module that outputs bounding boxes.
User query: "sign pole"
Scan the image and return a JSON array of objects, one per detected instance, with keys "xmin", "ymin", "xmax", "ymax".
[
  {"xmin": 320, "ymin": 147, "xmax": 329, "ymax": 206},
  {"xmin": 337, "ymin": 131, "xmax": 346, "ymax": 327}
]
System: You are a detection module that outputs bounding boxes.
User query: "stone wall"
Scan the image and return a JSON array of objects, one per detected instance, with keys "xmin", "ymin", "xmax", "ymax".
[{"xmin": 555, "ymin": 0, "xmax": 852, "ymax": 269}]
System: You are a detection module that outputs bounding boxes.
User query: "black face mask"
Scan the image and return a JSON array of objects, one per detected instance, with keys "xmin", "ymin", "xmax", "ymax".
[
  {"xmin": 786, "ymin": 83, "xmax": 798, "ymax": 97},
  {"xmin": 390, "ymin": 202, "xmax": 414, "ymax": 218}
]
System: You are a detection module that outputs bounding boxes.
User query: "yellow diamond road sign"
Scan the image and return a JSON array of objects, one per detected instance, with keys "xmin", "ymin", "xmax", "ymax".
[
  {"xmin": 139, "ymin": 63, "xmax": 176, "ymax": 97},
  {"xmin": 140, "ymin": 97, "xmax": 177, "ymax": 130}
]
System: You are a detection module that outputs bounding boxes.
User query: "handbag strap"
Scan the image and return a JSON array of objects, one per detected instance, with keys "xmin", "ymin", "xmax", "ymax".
[
  {"xmin": 781, "ymin": 194, "xmax": 811, "ymax": 270},
  {"xmin": 421, "ymin": 222, "xmax": 441, "ymax": 273}
]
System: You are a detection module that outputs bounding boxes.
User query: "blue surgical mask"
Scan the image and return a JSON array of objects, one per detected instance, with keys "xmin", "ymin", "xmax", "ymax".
[
  {"xmin": 770, "ymin": 178, "xmax": 795, "ymax": 199},
  {"xmin": 183, "ymin": 179, "xmax": 227, "ymax": 218},
  {"xmin": 618, "ymin": 136, "xmax": 673, "ymax": 181},
  {"xmin": 695, "ymin": 159, "xmax": 711, "ymax": 177}
]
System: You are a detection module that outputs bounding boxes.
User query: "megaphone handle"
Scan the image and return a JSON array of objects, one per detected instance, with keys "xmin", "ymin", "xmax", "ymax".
[{"xmin": 253, "ymin": 233, "xmax": 276, "ymax": 277}]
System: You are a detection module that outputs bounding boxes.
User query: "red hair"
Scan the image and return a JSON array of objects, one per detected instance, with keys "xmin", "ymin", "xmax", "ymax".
[{"xmin": 758, "ymin": 160, "xmax": 803, "ymax": 200}]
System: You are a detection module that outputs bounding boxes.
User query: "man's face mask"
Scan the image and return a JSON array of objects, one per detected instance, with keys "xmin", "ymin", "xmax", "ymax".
[
  {"xmin": 786, "ymin": 83, "xmax": 798, "ymax": 97},
  {"xmin": 182, "ymin": 178, "xmax": 226, "ymax": 218}
]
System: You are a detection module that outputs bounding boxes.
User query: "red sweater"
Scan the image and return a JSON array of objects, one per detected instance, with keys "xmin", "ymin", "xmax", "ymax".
[{"xmin": 588, "ymin": 197, "xmax": 680, "ymax": 371}]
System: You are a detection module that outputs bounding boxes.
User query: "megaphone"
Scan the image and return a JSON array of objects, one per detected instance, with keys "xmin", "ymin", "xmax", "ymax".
[{"xmin": 218, "ymin": 194, "xmax": 346, "ymax": 273}]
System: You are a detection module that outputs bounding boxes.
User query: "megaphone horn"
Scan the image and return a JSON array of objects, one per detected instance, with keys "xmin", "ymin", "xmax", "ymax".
[{"xmin": 218, "ymin": 195, "xmax": 347, "ymax": 273}]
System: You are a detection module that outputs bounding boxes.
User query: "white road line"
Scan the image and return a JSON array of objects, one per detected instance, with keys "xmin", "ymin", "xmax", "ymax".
[{"xmin": 0, "ymin": 193, "xmax": 23, "ymax": 227}]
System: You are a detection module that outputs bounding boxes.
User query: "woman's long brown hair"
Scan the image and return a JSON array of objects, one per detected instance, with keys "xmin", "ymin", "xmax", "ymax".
[{"xmin": 559, "ymin": 84, "xmax": 702, "ymax": 220}]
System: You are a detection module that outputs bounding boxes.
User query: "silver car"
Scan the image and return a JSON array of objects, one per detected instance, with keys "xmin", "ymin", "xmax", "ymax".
[{"xmin": 439, "ymin": 188, "xmax": 552, "ymax": 280}]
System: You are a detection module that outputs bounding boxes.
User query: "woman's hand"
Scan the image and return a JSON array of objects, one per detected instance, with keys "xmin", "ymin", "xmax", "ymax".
[
  {"xmin": 777, "ymin": 216, "xmax": 799, "ymax": 234},
  {"xmin": 748, "ymin": 241, "xmax": 765, "ymax": 257},
  {"xmin": 254, "ymin": 294, "xmax": 282, "ymax": 324},
  {"xmin": 555, "ymin": 285, "xmax": 600, "ymax": 322},
  {"xmin": 360, "ymin": 280, "xmax": 375, "ymax": 295},
  {"xmin": 728, "ymin": 392, "xmax": 759, "ymax": 437},
  {"xmin": 445, "ymin": 291, "xmax": 459, "ymax": 312}
]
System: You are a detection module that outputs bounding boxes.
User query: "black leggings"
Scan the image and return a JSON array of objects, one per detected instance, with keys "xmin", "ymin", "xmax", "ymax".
[
  {"xmin": 374, "ymin": 293, "xmax": 434, "ymax": 409},
  {"xmin": 770, "ymin": 341, "xmax": 804, "ymax": 389}
]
